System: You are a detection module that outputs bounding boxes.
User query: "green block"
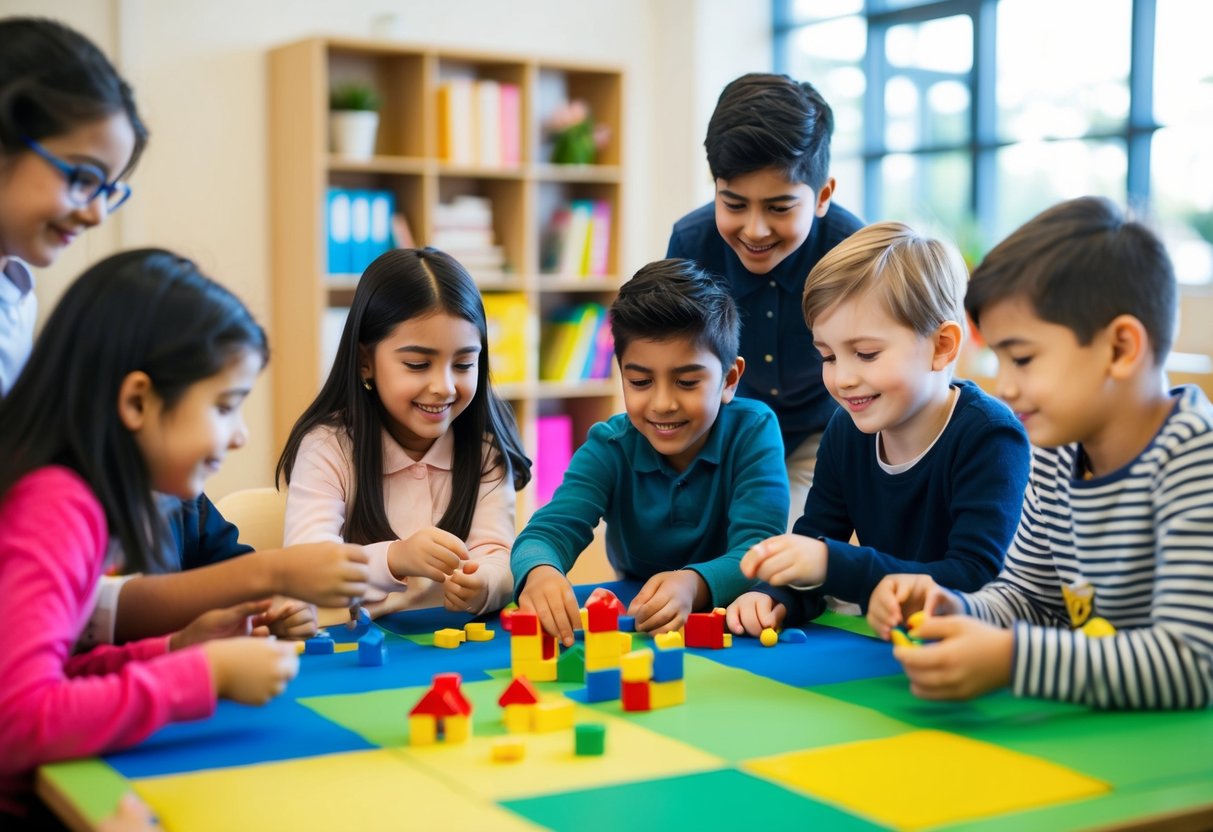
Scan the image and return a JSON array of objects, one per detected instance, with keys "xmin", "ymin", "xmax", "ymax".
[
  {"xmin": 575, "ymin": 722, "xmax": 606, "ymax": 756},
  {"xmin": 557, "ymin": 643, "xmax": 586, "ymax": 683}
]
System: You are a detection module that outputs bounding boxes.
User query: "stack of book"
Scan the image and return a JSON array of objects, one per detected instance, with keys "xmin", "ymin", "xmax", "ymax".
[
  {"xmin": 436, "ymin": 78, "xmax": 521, "ymax": 168},
  {"xmin": 326, "ymin": 187, "xmax": 397, "ymax": 278},
  {"xmin": 542, "ymin": 199, "xmax": 612, "ymax": 278},
  {"xmin": 431, "ymin": 195, "xmax": 507, "ymax": 277},
  {"xmin": 481, "ymin": 292, "xmax": 528, "ymax": 385},
  {"xmin": 539, "ymin": 302, "xmax": 614, "ymax": 383}
]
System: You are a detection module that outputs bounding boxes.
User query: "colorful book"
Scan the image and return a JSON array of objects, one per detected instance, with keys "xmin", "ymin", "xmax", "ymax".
[
  {"xmin": 535, "ymin": 414, "xmax": 573, "ymax": 507},
  {"xmin": 499, "ymin": 83, "xmax": 521, "ymax": 166},
  {"xmin": 481, "ymin": 292, "xmax": 528, "ymax": 384},
  {"xmin": 587, "ymin": 200, "xmax": 612, "ymax": 276},
  {"xmin": 475, "ymin": 79, "xmax": 501, "ymax": 167},
  {"xmin": 326, "ymin": 188, "xmax": 351, "ymax": 276}
]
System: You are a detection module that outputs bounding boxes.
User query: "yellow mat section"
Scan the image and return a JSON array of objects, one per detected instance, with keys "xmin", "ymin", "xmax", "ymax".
[
  {"xmin": 744, "ymin": 729, "xmax": 1110, "ymax": 831},
  {"xmin": 133, "ymin": 748, "xmax": 543, "ymax": 832}
]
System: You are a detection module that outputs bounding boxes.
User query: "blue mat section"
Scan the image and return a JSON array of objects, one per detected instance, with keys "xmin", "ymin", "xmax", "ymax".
[
  {"xmin": 103, "ymin": 697, "xmax": 372, "ymax": 778},
  {"xmin": 698, "ymin": 622, "xmax": 903, "ymax": 687}
]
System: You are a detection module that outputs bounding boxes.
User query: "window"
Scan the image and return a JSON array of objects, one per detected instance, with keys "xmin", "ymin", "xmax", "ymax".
[{"xmin": 774, "ymin": 0, "xmax": 1213, "ymax": 284}]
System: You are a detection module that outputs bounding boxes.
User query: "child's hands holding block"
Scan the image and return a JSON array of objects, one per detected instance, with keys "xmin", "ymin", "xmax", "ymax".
[
  {"xmin": 444, "ymin": 560, "xmax": 489, "ymax": 614},
  {"xmin": 627, "ymin": 569, "xmax": 708, "ymax": 633},
  {"xmin": 518, "ymin": 564, "xmax": 581, "ymax": 647}
]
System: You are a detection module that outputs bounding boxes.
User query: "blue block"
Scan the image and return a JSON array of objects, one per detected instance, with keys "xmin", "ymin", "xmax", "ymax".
[
  {"xmin": 348, "ymin": 607, "xmax": 372, "ymax": 637},
  {"xmin": 652, "ymin": 646, "xmax": 684, "ymax": 682},
  {"xmin": 304, "ymin": 635, "xmax": 335, "ymax": 655},
  {"xmin": 584, "ymin": 668, "xmax": 621, "ymax": 703},
  {"xmin": 779, "ymin": 628, "xmax": 807, "ymax": 644},
  {"xmin": 358, "ymin": 629, "xmax": 386, "ymax": 666},
  {"xmin": 617, "ymin": 615, "xmax": 636, "ymax": 633}
]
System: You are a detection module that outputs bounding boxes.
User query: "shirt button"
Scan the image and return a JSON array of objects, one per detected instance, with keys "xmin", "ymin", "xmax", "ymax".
[
  {"xmin": 766, "ymin": 310, "xmax": 774, "ymax": 318},
  {"xmin": 769, "ymin": 280, "xmax": 776, "ymax": 288},
  {"xmin": 764, "ymin": 354, "xmax": 773, "ymax": 363},
  {"xmin": 413, "ymin": 466, "xmax": 426, "ymax": 479},
  {"xmin": 770, "ymin": 388, "xmax": 779, "ymax": 396}
]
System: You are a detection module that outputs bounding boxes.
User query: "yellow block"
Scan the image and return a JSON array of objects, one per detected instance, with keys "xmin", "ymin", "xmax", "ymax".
[
  {"xmin": 491, "ymin": 737, "xmax": 526, "ymax": 763},
  {"xmin": 133, "ymin": 748, "xmax": 543, "ymax": 832},
  {"xmin": 654, "ymin": 631, "xmax": 683, "ymax": 649},
  {"xmin": 510, "ymin": 634, "xmax": 543, "ymax": 661},
  {"xmin": 502, "ymin": 704, "xmax": 533, "ymax": 734},
  {"xmin": 532, "ymin": 698, "xmax": 575, "ymax": 732},
  {"xmin": 649, "ymin": 679, "xmax": 686, "ymax": 709},
  {"xmin": 584, "ymin": 631, "xmax": 621, "ymax": 661},
  {"xmin": 580, "ymin": 608, "xmax": 589, "ymax": 630},
  {"xmin": 722, "ymin": 633, "xmax": 732, "ymax": 648},
  {"xmin": 621, "ymin": 649, "xmax": 654, "ymax": 682},
  {"xmin": 434, "ymin": 628, "xmax": 466, "ymax": 649},
  {"xmin": 408, "ymin": 715, "xmax": 436, "ymax": 746},
  {"xmin": 743, "ymin": 730, "xmax": 1109, "ymax": 831},
  {"xmin": 465, "ymin": 622, "xmax": 496, "ymax": 642},
  {"xmin": 514, "ymin": 659, "xmax": 557, "ymax": 682},
  {"xmin": 890, "ymin": 629, "xmax": 914, "ymax": 648},
  {"xmin": 618, "ymin": 632, "xmax": 633, "ymax": 653},
  {"xmin": 443, "ymin": 715, "xmax": 472, "ymax": 743},
  {"xmin": 906, "ymin": 610, "xmax": 926, "ymax": 630}
]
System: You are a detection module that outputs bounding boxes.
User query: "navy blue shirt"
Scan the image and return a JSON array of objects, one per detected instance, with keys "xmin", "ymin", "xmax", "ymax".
[
  {"xmin": 160, "ymin": 493, "xmax": 251, "ymax": 571},
  {"xmin": 666, "ymin": 201, "xmax": 864, "ymax": 453},
  {"xmin": 768, "ymin": 380, "xmax": 1031, "ymax": 623}
]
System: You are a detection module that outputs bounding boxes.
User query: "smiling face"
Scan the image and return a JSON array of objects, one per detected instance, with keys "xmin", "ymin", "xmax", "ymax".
[
  {"xmin": 362, "ymin": 312, "xmax": 481, "ymax": 459},
  {"xmin": 813, "ymin": 291, "xmax": 956, "ymax": 455},
  {"xmin": 619, "ymin": 335, "xmax": 742, "ymax": 472},
  {"xmin": 131, "ymin": 349, "xmax": 261, "ymax": 499},
  {"xmin": 714, "ymin": 166, "xmax": 832, "ymax": 275},
  {"xmin": 0, "ymin": 113, "xmax": 136, "ymax": 268}
]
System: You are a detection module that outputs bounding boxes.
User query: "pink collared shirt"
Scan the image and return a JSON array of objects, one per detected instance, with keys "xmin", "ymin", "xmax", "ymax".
[{"xmin": 283, "ymin": 426, "xmax": 515, "ymax": 614}]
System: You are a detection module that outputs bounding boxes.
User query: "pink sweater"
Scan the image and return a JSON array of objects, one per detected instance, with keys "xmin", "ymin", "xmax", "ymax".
[
  {"xmin": 0, "ymin": 467, "xmax": 215, "ymax": 814},
  {"xmin": 284, "ymin": 426, "xmax": 515, "ymax": 614}
]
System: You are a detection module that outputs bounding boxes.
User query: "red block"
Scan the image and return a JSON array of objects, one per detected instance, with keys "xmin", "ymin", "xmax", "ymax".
[
  {"xmin": 685, "ymin": 612, "xmax": 724, "ymax": 649},
  {"xmin": 510, "ymin": 610, "xmax": 539, "ymax": 636},
  {"xmin": 586, "ymin": 594, "xmax": 624, "ymax": 633},
  {"xmin": 621, "ymin": 680, "xmax": 651, "ymax": 712}
]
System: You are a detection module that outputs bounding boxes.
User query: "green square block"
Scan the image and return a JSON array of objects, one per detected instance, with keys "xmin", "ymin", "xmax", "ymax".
[{"xmin": 574, "ymin": 722, "xmax": 606, "ymax": 756}]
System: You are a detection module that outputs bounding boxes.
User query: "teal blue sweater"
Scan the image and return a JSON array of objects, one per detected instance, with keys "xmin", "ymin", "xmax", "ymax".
[{"xmin": 511, "ymin": 397, "xmax": 788, "ymax": 606}]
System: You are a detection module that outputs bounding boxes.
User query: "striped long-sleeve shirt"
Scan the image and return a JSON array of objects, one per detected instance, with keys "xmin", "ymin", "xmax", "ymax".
[{"xmin": 962, "ymin": 385, "xmax": 1213, "ymax": 710}]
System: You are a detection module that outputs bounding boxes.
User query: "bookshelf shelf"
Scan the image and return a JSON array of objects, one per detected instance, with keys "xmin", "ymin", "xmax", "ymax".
[{"xmin": 270, "ymin": 37, "xmax": 625, "ymax": 522}]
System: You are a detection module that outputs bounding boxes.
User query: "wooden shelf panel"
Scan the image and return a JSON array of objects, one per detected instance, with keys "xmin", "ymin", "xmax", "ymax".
[
  {"xmin": 532, "ymin": 163, "xmax": 621, "ymax": 183},
  {"xmin": 328, "ymin": 155, "xmax": 430, "ymax": 174}
]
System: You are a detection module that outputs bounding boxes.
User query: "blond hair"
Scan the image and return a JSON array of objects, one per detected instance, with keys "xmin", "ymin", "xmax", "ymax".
[{"xmin": 803, "ymin": 222, "xmax": 968, "ymax": 340}]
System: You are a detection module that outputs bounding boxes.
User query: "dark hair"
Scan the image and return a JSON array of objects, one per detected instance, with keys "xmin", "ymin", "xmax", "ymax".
[
  {"xmin": 966, "ymin": 196, "xmax": 1177, "ymax": 364},
  {"xmin": 276, "ymin": 247, "xmax": 531, "ymax": 544},
  {"xmin": 610, "ymin": 258, "xmax": 740, "ymax": 368},
  {"xmin": 0, "ymin": 249, "xmax": 268, "ymax": 573},
  {"xmin": 705, "ymin": 72, "xmax": 833, "ymax": 191},
  {"xmin": 0, "ymin": 17, "xmax": 148, "ymax": 174}
]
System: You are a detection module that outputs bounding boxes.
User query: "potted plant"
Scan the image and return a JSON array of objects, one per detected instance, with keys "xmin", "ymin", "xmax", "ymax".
[
  {"xmin": 544, "ymin": 99, "xmax": 610, "ymax": 165},
  {"xmin": 329, "ymin": 83, "xmax": 382, "ymax": 159}
]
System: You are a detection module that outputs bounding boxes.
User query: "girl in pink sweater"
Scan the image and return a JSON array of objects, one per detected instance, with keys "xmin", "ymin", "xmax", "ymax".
[
  {"xmin": 278, "ymin": 248, "xmax": 532, "ymax": 618},
  {"xmin": 0, "ymin": 250, "xmax": 312, "ymax": 818}
]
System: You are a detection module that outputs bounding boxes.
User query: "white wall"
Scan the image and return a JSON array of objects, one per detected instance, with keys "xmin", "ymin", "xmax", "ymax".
[{"xmin": 7, "ymin": 0, "xmax": 770, "ymax": 497}]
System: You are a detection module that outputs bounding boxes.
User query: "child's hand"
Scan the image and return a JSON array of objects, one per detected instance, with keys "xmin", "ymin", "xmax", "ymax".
[
  {"xmin": 739, "ymin": 534, "xmax": 828, "ymax": 586},
  {"xmin": 388, "ymin": 527, "xmax": 470, "ymax": 582},
  {"xmin": 518, "ymin": 565, "xmax": 580, "ymax": 647},
  {"xmin": 894, "ymin": 615, "xmax": 1013, "ymax": 700},
  {"xmin": 98, "ymin": 793, "xmax": 158, "ymax": 832},
  {"xmin": 867, "ymin": 575, "xmax": 964, "ymax": 640},
  {"xmin": 277, "ymin": 542, "xmax": 370, "ymax": 607},
  {"xmin": 725, "ymin": 591, "xmax": 787, "ymax": 636},
  {"xmin": 170, "ymin": 599, "xmax": 273, "ymax": 650},
  {"xmin": 628, "ymin": 570, "xmax": 707, "ymax": 633},
  {"xmin": 262, "ymin": 599, "xmax": 318, "ymax": 640},
  {"xmin": 203, "ymin": 637, "xmax": 299, "ymax": 705},
  {"xmin": 444, "ymin": 560, "xmax": 490, "ymax": 614}
]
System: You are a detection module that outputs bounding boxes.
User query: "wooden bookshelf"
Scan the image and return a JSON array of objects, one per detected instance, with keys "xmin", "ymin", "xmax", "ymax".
[{"xmin": 268, "ymin": 37, "xmax": 625, "ymax": 523}]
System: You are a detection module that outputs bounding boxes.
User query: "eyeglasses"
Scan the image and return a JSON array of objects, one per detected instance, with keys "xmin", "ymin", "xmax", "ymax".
[{"xmin": 21, "ymin": 136, "xmax": 132, "ymax": 213}]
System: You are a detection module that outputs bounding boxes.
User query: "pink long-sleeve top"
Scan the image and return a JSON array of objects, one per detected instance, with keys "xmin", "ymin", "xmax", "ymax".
[
  {"xmin": 283, "ymin": 426, "xmax": 515, "ymax": 614},
  {"xmin": 0, "ymin": 467, "xmax": 215, "ymax": 814}
]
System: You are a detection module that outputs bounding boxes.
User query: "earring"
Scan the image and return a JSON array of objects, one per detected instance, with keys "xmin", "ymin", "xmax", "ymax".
[{"xmin": 362, "ymin": 378, "xmax": 373, "ymax": 391}]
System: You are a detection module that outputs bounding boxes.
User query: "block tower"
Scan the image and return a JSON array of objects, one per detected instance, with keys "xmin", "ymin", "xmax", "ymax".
[
  {"xmin": 510, "ymin": 610, "xmax": 559, "ymax": 681},
  {"xmin": 408, "ymin": 672, "xmax": 473, "ymax": 745},
  {"xmin": 583, "ymin": 591, "xmax": 633, "ymax": 702},
  {"xmin": 621, "ymin": 631, "xmax": 686, "ymax": 711}
]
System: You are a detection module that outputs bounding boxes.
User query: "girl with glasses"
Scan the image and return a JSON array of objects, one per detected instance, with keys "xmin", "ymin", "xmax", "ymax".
[{"xmin": 0, "ymin": 16, "xmax": 148, "ymax": 396}]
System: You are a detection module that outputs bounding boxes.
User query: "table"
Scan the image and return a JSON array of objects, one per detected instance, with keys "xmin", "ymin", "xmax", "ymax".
[{"xmin": 37, "ymin": 582, "xmax": 1213, "ymax": 831}]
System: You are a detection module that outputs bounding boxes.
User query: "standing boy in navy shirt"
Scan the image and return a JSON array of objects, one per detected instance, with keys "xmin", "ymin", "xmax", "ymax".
[
  {"xmin": 512, "ymin": 260, "xmax": 789, "ymax": 645},
  {"xmin": 667, "ymin": 73, "xmax": 863, "ymax": 527}
]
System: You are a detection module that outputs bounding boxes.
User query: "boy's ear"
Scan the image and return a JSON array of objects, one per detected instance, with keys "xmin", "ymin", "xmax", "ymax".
[
  {"xmin": 117, "ymin": 371, "xmax": 154, "ymax": 431},
  {"xmin": 721, "ymin": 357, "xmax": 745, "ymax": 403},
  {"xmin": 813, "ymin": 177, "xmax": 836, "ymax": 218},
  {"xmin": 1106, "ymin": 314, "xmax": 1150, "ymax": 380},
  {"xmin": 931, "ymin": 321, "xmax": 964, "ymax": 371}
]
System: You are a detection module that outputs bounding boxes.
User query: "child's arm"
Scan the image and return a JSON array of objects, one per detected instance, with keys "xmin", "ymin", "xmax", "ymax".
[{"xmin": 443, "ymin": 451, "xmax": 517, "ymax": 615}]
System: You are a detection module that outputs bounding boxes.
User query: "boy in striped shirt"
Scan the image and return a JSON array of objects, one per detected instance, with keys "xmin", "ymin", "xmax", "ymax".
[{"xmin": 869, "ymin": 196, "xmax": 1213, "ymax": 709}]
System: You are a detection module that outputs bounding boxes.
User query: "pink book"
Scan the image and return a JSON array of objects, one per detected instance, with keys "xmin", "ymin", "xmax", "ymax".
[
  {"xmin": 588, "ymin": 313, "xmax": 615, "ymax": 379},
  {"xmin": 535, "ymin": 414, "xmax": 573, "ymax": 506},
  {"xmin": 499, "ymin": 83, "xmax": 521, "ymax": 167}
]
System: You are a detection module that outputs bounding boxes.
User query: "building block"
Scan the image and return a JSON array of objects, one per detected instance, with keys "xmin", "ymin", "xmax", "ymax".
[
  {"xmin": 586, "ymin": 592, "xmax": 624, "ymax": 632},
  {"xmin": 890, "ymin": 627, "xmax": 915, "ymax": 648},
  {"xmin": 502, "ymin": 704, "xmax": 532, "ymax": 734},
  {"xmin": 556, "ymin": 643, "xmax": 586, "ymax": 683},
  {"xmin": 650, "ymin": 679, "xmax": 686, "ymax": 709},
  {"xmin": 510, "ymin": 610, "xmax": 539, "ymax": 636},
  {"xmin": 464, "ymin": 622, "xmax": 496, "ymax": 642},
  {"xmin": 618, "ymin": 632, "xmax": 634, "ymax": 653},
  {"xmin": 514, "ymin": 659, "xmax": 557, "ymax": 682},
  {"xmin": 304, "ymin": 634, "xmax": 335, "ymax": 655},
  {"xmin": 584, "ymin": 668, "xmax": 621, "ymax": 702},
  {"xmin": 651, "ymin": 644, "xmax": 684, "ymax": 683},
  {"xmin": 621, "ymin": 649, "xmax": 654, "ymax": 683},
  {"xmin": 533, "ymin": 697, "xmax": 576, "ymax": 732},
  {"xmin": 617, "ymin": 615, "xmax": 636, "ymax": 632},
  {"xmin": 722, "ymin": 633, "xmax": 733, "ymax": 648},
  {"xmin": 907, "ymin": 610, "xmax": 926, "ymax": 631},
  {"xmin": 574, "ymin": 723, "xmax": 606, "ymax": 756},
  {"xmin": 500, "ymin": 605, "xmax": 518, "ymax": 633},
  {"xmin": 760, "ymin": 627, "xmax": 779, "ymax": 647},
  {"xmin": 408, "ymin": 714, "xmax": 437, "ymax": 746},
  {"xmin": 621, "ymin": 679, "xmax": 651, "ymax": 712},
  {"xmin": 685, "ymin": 611, "xmax": 726, "ymax": 649},
  {"xmin": 498, "ymin": 676, "xmax": 541, "ymax": 707},
  {"xmin": 654, "ymin": 631, "xmax": 683, "ymax": 649},
  {"xmin": 491, "ymin": 737, "xmax": 525, "ymax": 762},
  {"xmin": 511, "ymin": 633, "xmax": 543, "ymax": 662},
  {"xmin": 409, "ymin": 672, "xmax": 473, "ymax": 745},
  {"xmin": 347, "ymin": 606, "xmax": 372, "ymax": 636},
  {"xmin": 357, "ymin": 628, "xmax": 387, "ymax": 666},
  {"xmin": 779, "ymin": 627, "xmax": 808, "ymax": 644},
  {"xmin": 434, "ymin": 628, "xmax": 466, "ymax": 649}
]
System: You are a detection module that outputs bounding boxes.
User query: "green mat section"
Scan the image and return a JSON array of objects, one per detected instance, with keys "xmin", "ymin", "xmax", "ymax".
[
  {"xmin": 503, "ymin": 768, "xmax": 888, "ymax": 831},
  {"xmin": 38, "ymin": 758, "xmax": 130, "ymax": 824},
  {"xmin": 815, "ymin": 610, "xmax": 879, "ymax": 638}
]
